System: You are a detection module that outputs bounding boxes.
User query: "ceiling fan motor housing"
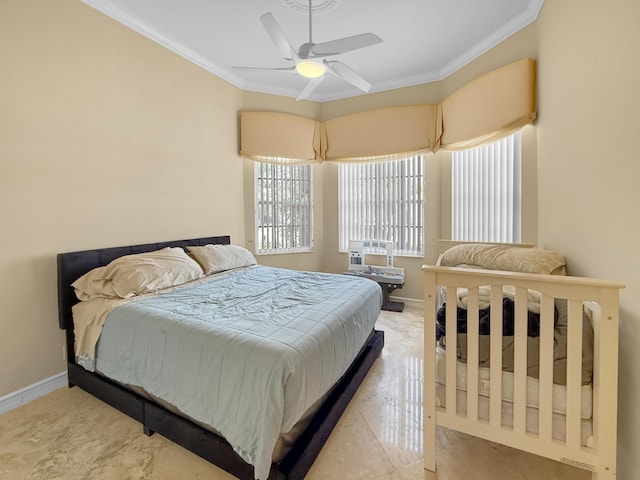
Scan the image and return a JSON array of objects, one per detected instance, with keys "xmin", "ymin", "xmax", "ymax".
[{"xmin": 298, "ymin": 42, "xmax": 315, "ymax": 58}]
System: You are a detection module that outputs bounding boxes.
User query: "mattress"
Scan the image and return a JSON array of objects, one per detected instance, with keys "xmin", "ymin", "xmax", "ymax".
[{"xmin": 91, "ymin": 265, "xmax": 382, "ymax": 480}]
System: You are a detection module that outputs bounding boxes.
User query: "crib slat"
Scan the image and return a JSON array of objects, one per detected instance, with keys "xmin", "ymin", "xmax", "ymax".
[
  {"xmin": 423, "ymin": 271, "xmax": 437, "ymax": 472},
  {"xmin": 565, "ymin": 299, "xmax": 583, "ymax": 448},
  {"xmin": 489, "ymin": 285, "xmax": 503, "ymax": 427},
  {"xmin": 466, "ymin": 287, "xmax": 480, "ymax": 421},
  {"xmin": 445, "ymin": 286, "xmax": 457, "ymax": 416},
  {"xmin": 513, "ymin": 286, "xmax": 528, "ymax": 434},
  {"xmin": 538, "ymin": 294, "xmax": 555, "ymax": 442},
  {"xmin": 592, "ymin": 294, "xmax": 621, "ymax": 477}
]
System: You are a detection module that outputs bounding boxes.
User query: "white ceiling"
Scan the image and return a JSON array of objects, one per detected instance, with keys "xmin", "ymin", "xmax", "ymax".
[{"xmin": 81, "ymin": 0, "xmax": 543, "ymax": 102}]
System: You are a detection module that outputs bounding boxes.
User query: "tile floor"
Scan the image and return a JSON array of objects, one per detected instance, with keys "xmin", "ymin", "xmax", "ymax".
[{"xmin": 0, "ymin": 306, "xmax": 589, "ymax": 479}]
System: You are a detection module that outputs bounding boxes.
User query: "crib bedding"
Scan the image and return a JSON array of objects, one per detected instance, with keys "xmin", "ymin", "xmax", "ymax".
[
  {"xmin": 80, "ymin": 265, "xmax": 382, "ymax": 480},
  {"xmin": 434, "ymin": 244, "xmax": 594, "ymax": 389},
  {"xmin": 436, "ymin": 297, "xmax": 594, "ymax": 386}
]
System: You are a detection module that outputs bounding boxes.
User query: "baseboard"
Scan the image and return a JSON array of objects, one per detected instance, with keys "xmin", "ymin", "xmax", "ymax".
[
  {"xmin": 0, "ymin": 371, "xmax": 68, "ymax": 415},
  {"xmin": 389, "ymin": 296, "xmax": 423, "ymax": 310}
]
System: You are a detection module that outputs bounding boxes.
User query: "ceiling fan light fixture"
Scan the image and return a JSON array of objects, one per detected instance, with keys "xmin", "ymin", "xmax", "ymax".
[{"xmin": 296, "ymin": 60, "xmax": 326, "ymax": 78}]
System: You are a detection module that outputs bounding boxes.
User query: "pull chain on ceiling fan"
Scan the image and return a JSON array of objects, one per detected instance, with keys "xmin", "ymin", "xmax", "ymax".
[{"xmin": 234, "ymin": 0, "xmax": 382, "ymax": 100}]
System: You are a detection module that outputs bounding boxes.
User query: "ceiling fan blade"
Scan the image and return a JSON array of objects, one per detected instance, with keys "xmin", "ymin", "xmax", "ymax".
[
  {"xmin": 260, "ymin": 13, "xmax": 294, "ymax": 61},
  {"xmin": 297, "ymin": 77, "xmax": 324, "ymax": 101},
  {"xmin": 233, "ymin": 66, "xmax": 295, "ymax": 71},
  {"xmin": 309, "ymin": 33, "xmax": 382, "ymax": 57},
  {"xmin": 324, "ymin": 60, "xmax": 371, "ymax": 92}
]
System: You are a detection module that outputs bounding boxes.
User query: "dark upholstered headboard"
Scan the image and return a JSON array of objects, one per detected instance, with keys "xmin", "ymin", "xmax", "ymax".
[{"xmin": 57, "ymin": 235, "xmax": 231, "ymax": 331}]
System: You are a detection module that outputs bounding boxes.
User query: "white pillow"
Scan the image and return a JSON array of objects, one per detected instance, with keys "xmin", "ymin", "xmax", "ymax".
[{"xmin": 187, "ymin": 244, "xmax": 257, "ymax": 275}]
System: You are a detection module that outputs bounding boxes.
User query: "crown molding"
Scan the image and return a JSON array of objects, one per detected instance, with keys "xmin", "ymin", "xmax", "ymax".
[
  {"xmin": 81, "ymin": 0, "xmax": 246, "ymax": 86},
  {"xmin": 81, "ymin": 0, "xmax": 543, "ymax": 103},
  {"xmin": 438, "ymin": 0, "xmax": 543, "ymax": 81}
]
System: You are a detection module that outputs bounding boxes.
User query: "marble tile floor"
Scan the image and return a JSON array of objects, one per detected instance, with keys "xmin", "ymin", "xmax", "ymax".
[{"xmin": 0, "ymin": 306, "xmax": 589, "ymax": 480}]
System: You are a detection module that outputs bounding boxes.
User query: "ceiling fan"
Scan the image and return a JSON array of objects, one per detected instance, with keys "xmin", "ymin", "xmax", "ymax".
[{"xmin": 234, "ymin": 0, "xmax": 382, "ymax": 100}]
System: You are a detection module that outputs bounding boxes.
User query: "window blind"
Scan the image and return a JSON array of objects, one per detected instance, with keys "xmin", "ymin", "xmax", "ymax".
[
  {"xmin": 452, "ymin": 131, "xmax": 521, "ymax": 242},
  {"xmin": 255, "ymin": 162, "xmax": 313, "ymax": 254},
  {"xmin": 339, "ymin": 155, "xmax": 424, "ymax": 256}
]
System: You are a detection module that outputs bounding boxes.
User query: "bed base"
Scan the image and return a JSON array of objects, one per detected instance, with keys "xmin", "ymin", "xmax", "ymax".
[
  {"xmin": 65, "ymin": 330, "xmax": 383, "ymax": 480},
  {"xmin": 58, "ymin": 236, "xmax": 384, "ymax": 480},
  {"xmin": 149, "ymin": 330, "xmax": 383, "ymax": 480},
  {"xmin": 423, "ymin": 265, "xmax": 623, "ymax": 480}
]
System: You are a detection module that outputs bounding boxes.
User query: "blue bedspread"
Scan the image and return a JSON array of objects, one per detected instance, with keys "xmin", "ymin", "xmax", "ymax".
[{"xmin": 94, "ymin": 266, "xmax": 382, "ymax": 479}]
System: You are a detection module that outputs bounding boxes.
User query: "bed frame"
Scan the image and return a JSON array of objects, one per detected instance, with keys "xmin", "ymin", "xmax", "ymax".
[
  {"xmin": 57, "ymin": 235, "xmax": 384, "ymax": 480},
  {"xmin": 422, "ymin": 265, "xmax": 623, "ymax": 480}
]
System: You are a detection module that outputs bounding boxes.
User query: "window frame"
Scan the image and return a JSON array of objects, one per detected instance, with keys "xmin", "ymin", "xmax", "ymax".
[
  {"xmin": 254, "ymin": 162, "xmax": 314, "ymax": 255},
  {"xmin": 451, "ymin": 131, "xmax": 522, "ymax": 243},
  {"xmin": 338, "ymin": 154, "xmax": 424, "ymax": 257}
]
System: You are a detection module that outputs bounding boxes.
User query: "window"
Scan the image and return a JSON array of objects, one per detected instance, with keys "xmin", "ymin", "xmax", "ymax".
[
  {"xmin": 451, "ymin": 131, "xmax": 521, "ymax": 242},
  {"xmin": 255, "ymin": 162, "xmax": 313, "ymax": 254},
  {"xmin": 338, "ymin": 155, "xmax": 424, "ymax": 256}
]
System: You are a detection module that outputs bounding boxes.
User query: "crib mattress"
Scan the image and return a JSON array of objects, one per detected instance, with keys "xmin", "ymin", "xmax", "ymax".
[
  {"xmin": 435, "ymin": 347, "xmax": 593, "ymax": 419},
  {"xmin": 434, "ymin": 385, "xmax": 593, "ymax": 446}
]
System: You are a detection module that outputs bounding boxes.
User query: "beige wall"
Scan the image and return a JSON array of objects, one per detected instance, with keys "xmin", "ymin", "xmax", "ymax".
[
  {"xmin": 535, "ymin": 2, "xmax": 640, "ymax": 478},
  {"xmin": 0, "ymin": 0, "xmax": 245, "ymax": 395},
  {"xmin": 3, "ymin": 1, "xmax": 640, "ymax": 478}
]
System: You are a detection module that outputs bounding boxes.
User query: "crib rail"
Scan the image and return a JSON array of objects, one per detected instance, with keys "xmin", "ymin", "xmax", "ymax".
[{"xmin": 423, "ymin": 265, "xmax": 624, "ymax": 480}]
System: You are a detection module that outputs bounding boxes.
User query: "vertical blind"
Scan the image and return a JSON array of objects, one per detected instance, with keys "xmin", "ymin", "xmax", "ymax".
[
  {"xmin": 255, "ymin": 162, "xmax": 313, "ymax": 254},
  {"xmin": 339, "ymin": 155, "xmax": 424, "ymax": 256},
  {"xmin": 452, "ymin": 131, "xmax": 521, "ymax": 242}
]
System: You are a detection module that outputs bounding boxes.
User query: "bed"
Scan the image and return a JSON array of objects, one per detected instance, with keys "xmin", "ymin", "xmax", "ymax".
[
  {"xmin": 57, "ymin": 235, "xmax": 384, "ymax": 480},
  {"xmin": 422, "ymin": 243, "xmax": 624, "ymax": 480}
]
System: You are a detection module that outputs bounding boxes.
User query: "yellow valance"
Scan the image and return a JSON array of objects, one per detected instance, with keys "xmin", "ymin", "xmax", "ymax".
[
  {"xmin": 440, "ymin": 58, "xmax": 537, "ymax": 150},
  {"xmin": 239, "ymin": 112, "xmax": 326, "ymax": 164},
  {"xmin": 324, "ymin": 105, "xmax": 442, "ymax": 162},
  {"xmin": 239, "ymin": 58, "xmax": 536, "ymax": 164}
]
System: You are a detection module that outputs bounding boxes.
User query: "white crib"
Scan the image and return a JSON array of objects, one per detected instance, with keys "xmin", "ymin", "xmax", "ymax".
[{"xmin": 423, "ymin": 246, "xmax": 624, "ymax": 479}]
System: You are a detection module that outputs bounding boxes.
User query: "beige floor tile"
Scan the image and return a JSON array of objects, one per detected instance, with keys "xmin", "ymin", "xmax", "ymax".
[
  {"xmin": 306, "ymin": 410, "xmax": 395, "ymax": 480},
  {"xmin": 355, "ymin": 348, "xmax": 406, "ymax": 390},
  {"xmin": 489, "ymin": 441, "xmax": 591, "ymax": 480},
  {"xmin": 0, "ymin": 307, "xmax": 593, "ymax": 480},
  {"xmin": 150, "ymin": 439, "xmax": 237, "ymax": 480},
  {"xmin": 395, "ymin": 459, "xmax": 437, "ymax": 480},
  {"xmin": 357, "ymin": 376, "xmax": 424, "ymax": 469}
]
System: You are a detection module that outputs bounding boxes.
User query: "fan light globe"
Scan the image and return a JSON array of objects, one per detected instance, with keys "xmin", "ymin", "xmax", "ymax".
[{"xmin": 296, "ymin": 60, "xmax": 325, "ymax": 79}]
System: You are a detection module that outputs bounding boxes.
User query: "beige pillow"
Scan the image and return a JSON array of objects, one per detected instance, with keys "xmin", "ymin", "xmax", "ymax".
[
  {"xmin": 187, "ymin": 244, "xmax": 257, "ymax": 275},
  {"xmin": 439, "ymin": 244, "xmax": 566, "ymax": 275},
  {"xmin": 72, "ymin": 266, "xmax": 119, "ymax": 301},
  {"xmin": 89, "ymin": 247, "xmax": 204, "ymax": 299}
]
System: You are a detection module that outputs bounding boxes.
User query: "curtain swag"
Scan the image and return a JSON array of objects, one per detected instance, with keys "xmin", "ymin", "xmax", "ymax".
[{"xmin": 240, "ymin": 58, "xmax": 536, "ymax": 164}]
